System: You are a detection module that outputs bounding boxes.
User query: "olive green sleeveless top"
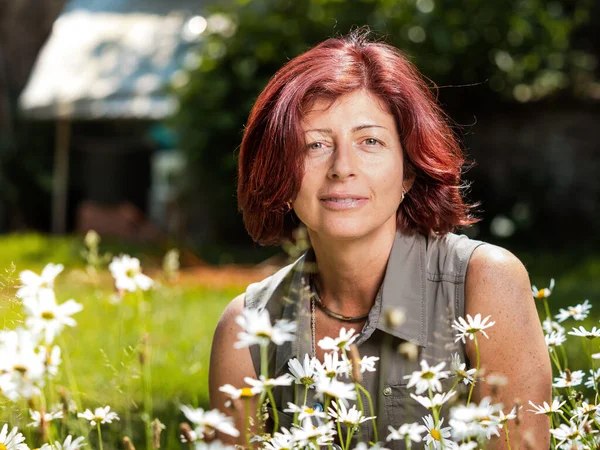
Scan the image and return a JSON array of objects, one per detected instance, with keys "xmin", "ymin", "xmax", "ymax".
[{"xmin": 244, "ymin": 231, "xmax": 484, "ymax": 449}]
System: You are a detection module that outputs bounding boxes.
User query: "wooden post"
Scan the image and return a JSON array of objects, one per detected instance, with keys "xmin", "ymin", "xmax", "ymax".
[{"xmin": 52, "ymin": 118, "xmax": 71, "ymax": 234}]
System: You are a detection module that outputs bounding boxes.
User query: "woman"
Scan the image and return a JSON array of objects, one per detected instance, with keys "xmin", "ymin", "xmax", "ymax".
[{"xmin": 209, "ymin": 30, "xmax": 551, "ymax": 448}]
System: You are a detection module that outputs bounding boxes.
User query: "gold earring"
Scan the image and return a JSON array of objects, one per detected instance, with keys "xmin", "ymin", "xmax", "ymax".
[
  {"xmin": 400, "ymin": 191, "xmax": 405, "ymax": 203},
  {"xmin": 285, "ymin": 200, "xmax": 293, "ymax": 211}
]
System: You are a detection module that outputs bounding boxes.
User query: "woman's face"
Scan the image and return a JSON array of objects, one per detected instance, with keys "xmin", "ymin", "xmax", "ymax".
[{"xmin": 293, "ymin": 89, "xmax": 406, "ymax": 242}]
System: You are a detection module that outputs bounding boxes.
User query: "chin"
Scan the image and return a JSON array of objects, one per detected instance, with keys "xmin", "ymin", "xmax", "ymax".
[{"xmin": 311, "ymin": 221, "xmax": 378, "ymax": 242}]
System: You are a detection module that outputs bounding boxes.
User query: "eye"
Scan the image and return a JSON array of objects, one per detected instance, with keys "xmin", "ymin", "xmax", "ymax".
[
  {"xmin": 363, "ymin": 138, "xmax": 383, "ymax": 146},
  {"xmin": 306, "ymin": 141, "xmax": 324, "ymax": 150}
]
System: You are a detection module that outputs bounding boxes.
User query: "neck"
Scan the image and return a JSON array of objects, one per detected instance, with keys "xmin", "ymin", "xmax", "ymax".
[{"xmin": 308, "ymin": 222, "xmax": 397, "ymax": 317}]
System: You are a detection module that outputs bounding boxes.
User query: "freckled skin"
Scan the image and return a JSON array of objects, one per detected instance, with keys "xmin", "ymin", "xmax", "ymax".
[
  {"xmin": 293, "ymin": 89, "xmax": 406, "ymax": 243},
  {"xmin": 465, "ymin": 245, "xmax": 552, "ymax": 449}
]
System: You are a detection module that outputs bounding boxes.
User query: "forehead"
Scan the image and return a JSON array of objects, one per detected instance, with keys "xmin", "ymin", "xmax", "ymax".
[{"xmin": 301, "ymin": 90, "xmax": 394, "ymax": 128}]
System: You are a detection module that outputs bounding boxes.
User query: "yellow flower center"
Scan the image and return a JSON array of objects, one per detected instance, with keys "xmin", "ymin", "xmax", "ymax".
[
  {"xmin": 0, "ymin": 444, "xmax": 8, "ymax": 450},
  {"xmin": 13, "ymin": 365, "xmax": 27, "ymax": 374},
  {"xmin": 430, "ymin": 429, "xmax": 441, "ymax": 440},
  {"xmin": 304, "ymin": 408, "xmax": 314, "ymax": 414},
  {"xmin": 126, "ymin": 269, "xmax": 137, "ymax": 278},
  {"xmin": 93, "ymin": 416, "xmax": 104, "ymax": 423},
  {"xmin": 538, "ymin": 288, "xmax": 549, "ymax": 298},
  {"xmin": 42, "ymin": 311, "xmax": 55, "ymax": 320},
  {"xmin": 256, "ymin": 331, "xmax": 271, "ymax": 338},
  {"xmin": 421, "ymin": 371, "xmax": 434, "ymax": 380},
  {"xmin": 300, "ymin": 376, "xmax": 314, "ymax": 386},
  {"xmin": 240, "ymin": 387, "xmax": 255, "ymax": 397}
]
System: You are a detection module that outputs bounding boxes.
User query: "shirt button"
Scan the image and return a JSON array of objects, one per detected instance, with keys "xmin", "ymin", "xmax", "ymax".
[{"xmin": 383, "ymin": 386, "xmax": 392, "ymax": 396}]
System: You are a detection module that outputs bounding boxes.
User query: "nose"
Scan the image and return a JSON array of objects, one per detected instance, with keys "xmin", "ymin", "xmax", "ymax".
[{"xmin": 327, "ymin": 141, "xmax": 357, "ymax": 181}]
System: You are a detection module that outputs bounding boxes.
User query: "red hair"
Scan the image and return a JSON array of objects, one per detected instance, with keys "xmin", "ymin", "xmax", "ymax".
[{"xmin": 238, "ymin": 30, "xmax": 479, "ymax": 245}]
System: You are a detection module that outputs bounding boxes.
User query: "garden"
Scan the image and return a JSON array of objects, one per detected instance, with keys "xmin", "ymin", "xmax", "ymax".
[{"xmin": 0, "ymin": 231, "xmax": 599, "ymax": 448}]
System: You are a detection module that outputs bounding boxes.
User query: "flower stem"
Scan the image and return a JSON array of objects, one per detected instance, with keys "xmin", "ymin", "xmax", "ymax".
[
  {"xmin": 245, "ymin": 397, "xmax": 253, "ymax": 450},
  {"xmin": 96, "ymin": 423, "xmax": 104, "ymax": 450},
  {"xmin": 543, "ymin": 299, "xmax": 552, "ymax": 322},
  {"xmin": 356, "ymin": 383, "xmax": 378, "ymax": 442},
  {"xmin": 58, "ymin": 334, "xmax": 82, "ymax": 411},
  {"xmin": 504, "ymin": 424, "xmax": 512, "ymax": 450},
  {"xmin": 467, "ymin": 335, "xmax": 480, "ymax": 406},
  {"xmin": 266, "ymin": 388, "xmax": 279, "ymax": 433}
]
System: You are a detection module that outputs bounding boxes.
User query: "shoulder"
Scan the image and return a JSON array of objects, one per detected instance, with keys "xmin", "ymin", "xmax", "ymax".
[
  {"xmin": 466, "ymin": 243, "xmax": 529, "ymax": 293},
  {"xmin": 246, "ymin": 256, "xmax": 303, "ymax": 304},
  {"xmin": 426, "ymin": 232, "xmax": 487, "ymax": 279}
]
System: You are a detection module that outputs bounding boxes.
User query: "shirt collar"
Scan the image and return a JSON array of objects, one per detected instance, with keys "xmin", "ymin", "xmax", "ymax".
[
  {"xmin": 274, "ymin": 231, "xmax": 428, "ymax": 375},
  {"xmin": 375, "ymin": 231, "xmax": 428, "ymax": 347}
]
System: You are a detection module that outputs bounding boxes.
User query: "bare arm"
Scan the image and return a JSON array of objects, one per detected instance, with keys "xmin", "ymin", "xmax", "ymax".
[
  {"xmin": 465, "ymin": 245, "xmax": 552, "ymax": 448},
  {"xmin": 209, "ymin": 293, "xmax": 259, "ymax": 446}
]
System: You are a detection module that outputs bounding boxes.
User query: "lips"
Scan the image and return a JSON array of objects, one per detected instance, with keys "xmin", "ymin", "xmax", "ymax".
[
  {"xmin": 321, "ymin": 197, "xmax": 364, "ymax": 203},
  {"xmin": 319, "ymin": 194, "xmax": 369, "ymax": 210}
]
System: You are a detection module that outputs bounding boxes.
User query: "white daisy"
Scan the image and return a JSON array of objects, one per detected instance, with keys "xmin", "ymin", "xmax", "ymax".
[
  {"xmin": 550, "ymin": 422, "xmax": 587, "ymax": 446},
  {"xmin": 341, "ymin": 354, "xmax": 379, "ymax": 375},
  {"xmin": 527, "ymin": 398, "xmax": 566, "ymax": 415},
  {"xmin": 283, "ymin": 403, "xmax": 326, "ymax": 423},
  {"xmin": 318, "ymin": 327, "xmax": 359, "ymax": 352},
  {"xmin": 553, "ymin": 370, "xmax": 585, "ymax": 388},
  {"xmin": 410, "ymin": 390, "xmax": 456, "ymax": 410},
  {"xmin": 191, "ymin": 441, "xmax": 237, "ymax": 450},
  {"xmin": 27, "ymin": 409, "xmax": 63, "ymax": 427},
  {"xmin": 261, "ymin": 428, "xmax": 294, "ymax": 450},
  {"xmin": 497, "ymin": 406, "xmax": 518, "ymax": 425},
  {"xmin": 450, "ymin": 353, "xmax": 476, "ymax": 385},
  {"xmin": 386, "ymin": 423, "xmax": 427, "ymax": 442},
  {"xmin": 452, "ymin": 314, "xmax": 495, "ymax": 343},
  {"xmin": 585, "ymin": 369, "xmax": 600, "ymax": 389},
  {"xmin": 315, "ymin": 377, "xmax": 357, "ymax": 404},
  {"xmin": 568, "ymin": 326, "xmax": 600, "ymax": 339},
  {"xmin": 16, "ymin": 263, "xmax": 64, "ymax": 299},
  {"xmin": 449, "ymin": 397, "xmax": 503, "ymax": 440},
  {"xmin": 77, "ymin": 406, "xmax": 119, "ymax": 426},
  {"xmin": 455, "ymin": 444, "xmax": 478, "ymax": 450},
  {"xmin": 39, "ymin": 345, "xmax": 62, "ymax": 378},
  {"xmin": 42, "ymin": 435, "xmax": 86, "ymax": 450},
  {"xmin": 403, "ymin": 360, "xmax": 450, "ymax": 394},
  {"xmin": 532, "ymin": 278, "xmax": 555, "ymax": 300},
  {"xmin": 23, "ymin": 289, "xmax": 83, "ymax": 344},
  {"xmin": 0, "ymin": 424, "xmax": 29, "ymax": 450},
  {"xmin": 108, "ymin": 255, "xmax": 154, "ymax": 292},
  {"xmin": 422, "ymin": 415, "xmax": 456, "ymax": 449},
  {"xmin": 351, "ymin": 444, "xmax": 390, "ymax": 450},
  {"xmin": 542, "ymin": 318, "xmax": 565, "ymax": 334},
  {"xmin": 574, "ymin": 401, "xmax": 600, "ymax": 420},
  {"xmin": 555, "ymin": 300, "xmax": 592, "ymax": 323},
  {"xmin": 545, "ymin": 330, "xmax": 567, "ymax": 350},
  {"xmin": 291, "ymin": 420, "xmax": 336, "ymax": 448},
  {"xmin": 244, "ymin": 374, "xmax": 294, "ymax": 391},
  {"xmin": 180, "ymin": 406, "xmax": 239, "ymax": 438},
  {"xmin": 218, "ymin": 384, "xmax": 261, "ymax": 399},
  {"xmin": 319, "ymin": 351, "xmax": 346, "ymax": 379},
  {"xmin": 287, "ymin": 354, "xmax": 321, "ymax": 388},
  {"xmin": 234, "ymin": 308, "xmax": 296, "ymax": 349},
  {"xmin": 327, "ymin": 401, "xmax": 373, "ymax": 427},
  {"xmin": 0, "ymin": 328, "xmax": 45, "ymax": 401}
]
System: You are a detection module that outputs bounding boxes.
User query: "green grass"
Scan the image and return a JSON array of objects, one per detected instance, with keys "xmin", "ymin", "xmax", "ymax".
[{"xmin": 0, "ymin": 233, "xmax": 246, "ymax": 448}]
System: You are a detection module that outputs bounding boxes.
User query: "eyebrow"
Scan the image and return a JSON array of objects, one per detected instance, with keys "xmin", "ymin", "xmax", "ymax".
[{"xmin": 304, "ymin": 124, "xmax": 387, "ymax": 134}]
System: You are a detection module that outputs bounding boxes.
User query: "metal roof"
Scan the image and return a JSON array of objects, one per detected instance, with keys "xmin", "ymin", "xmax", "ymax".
[{"xmin": 19, "ymin": 0, "xmax": 206, "ymax": 119}]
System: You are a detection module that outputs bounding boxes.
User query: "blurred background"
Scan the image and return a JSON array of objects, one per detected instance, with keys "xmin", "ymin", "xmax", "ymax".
[
  {"xmin": 1, "ymin": 0, "xmax": 599, "ymax": 259},
  {"xmin": 0, "ymin": 0, "xmax": 598, "ymax": 443}
]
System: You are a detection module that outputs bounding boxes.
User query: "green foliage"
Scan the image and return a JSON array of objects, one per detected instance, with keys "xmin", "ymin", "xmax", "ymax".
[{"xmin": 171, "ymin": 0, "xmax": 595, "ymax": 242}]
